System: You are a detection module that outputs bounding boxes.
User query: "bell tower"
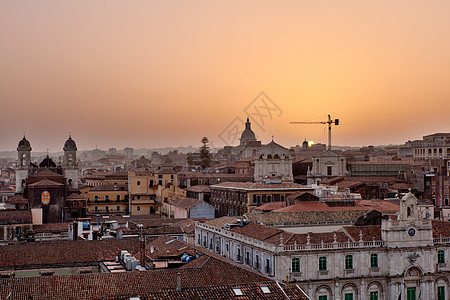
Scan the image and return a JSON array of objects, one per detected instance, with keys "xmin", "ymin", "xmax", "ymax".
[
  {"xmin": 63, "ymin": 135, "xmax": 78, "ymax": 188},
  {"xmin": 381, "ymin": 192, "xmax": 433, "ymax": 248},
  {"xmin": 15, "ymin": 136, "xmax": 32, "ymax": 193}
]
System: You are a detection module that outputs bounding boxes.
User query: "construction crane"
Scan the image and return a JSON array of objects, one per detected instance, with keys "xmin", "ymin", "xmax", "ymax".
[{"xmin": 290, "ymin": 114, "xmax": 339, "ymax": 151}]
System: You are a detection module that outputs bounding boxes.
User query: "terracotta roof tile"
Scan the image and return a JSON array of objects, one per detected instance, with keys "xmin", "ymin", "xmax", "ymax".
[
  {"xmin": 432, "ymin": 220, "xmax": 450, "ymax": 238},
  {"xmin": 0, "ymin": 244, "xmax": 275, "ymax": 300},
  {"xmin": 4, "ymin": 195, "xmax": 28, "ymax": 204},
  {"xmin": 343, "ymin": 225, "xmax": 382, "ymax": 242},
  {"xmin": 0, "ymin": 209, "xmax": 32, "ymax": 225},
  {"xmin": 66, "ymin": 193, "xmax": 87, "ymax": 201},
  {"xmin": 0, "ymin": 238, "xmax": 140, "ymax": 268},
  {"xmin": 170, "ymin": 198, "xmax": 203, "ymax": 209}
]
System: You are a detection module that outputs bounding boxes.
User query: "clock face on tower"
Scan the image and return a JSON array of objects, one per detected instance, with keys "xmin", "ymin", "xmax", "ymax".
[{"xmin": 408, "ymin": 228, "xmax": 416, "ymax": 237}]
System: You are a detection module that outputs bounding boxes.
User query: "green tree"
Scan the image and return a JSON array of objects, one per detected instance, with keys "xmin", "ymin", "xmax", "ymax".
[
  {"xmin": 200, "ymin": 137, "xmax": 211, "ymax": 169},
  {"xmin": 187, "ymin": 155, "xmax": 194, "ymax": 167}
]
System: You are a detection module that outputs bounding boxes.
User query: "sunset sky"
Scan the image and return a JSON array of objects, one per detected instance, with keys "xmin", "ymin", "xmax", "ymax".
[{"xmin": 2, "ymin": 1, "xmax": 450, "ymax": 152}]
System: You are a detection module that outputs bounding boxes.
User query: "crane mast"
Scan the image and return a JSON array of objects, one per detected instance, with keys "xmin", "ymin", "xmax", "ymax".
[{"xmin": 290, "ymin": 114, "xmax": 339, "ymax": 151}]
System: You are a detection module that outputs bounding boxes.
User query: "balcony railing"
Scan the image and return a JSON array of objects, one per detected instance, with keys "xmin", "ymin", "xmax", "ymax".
[{"xmin": 196, "ymin": 222, "xmax": 385, "ymax": 253}]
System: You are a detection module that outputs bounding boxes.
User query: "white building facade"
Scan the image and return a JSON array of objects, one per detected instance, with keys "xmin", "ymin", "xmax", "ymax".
[{"xmin": 195, "ymin": 193, "xmax": 450, "ymax": 300}]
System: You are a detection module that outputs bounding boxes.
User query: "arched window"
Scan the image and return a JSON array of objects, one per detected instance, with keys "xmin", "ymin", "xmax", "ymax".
[
  {"xmin": 292, "ymin": 258, "xmax": 300, "ymax": 273},
  {"xmin": 267, "ymin": 154, "xmax": 272, "ymax": 159},
  {"xmin": 438, "ymin": 250, "xmax": 445, "ymax": 264},
  {"xmin": 274, "ymin": 154, "xmax": 279, "ymax": 159},
  {"xmin": 319, "ymin": 256, "xmax": 327, "ymax": 271},
  {"xmin": 260, "ymin": 154, "xmax": 264, "ymax": 159}
]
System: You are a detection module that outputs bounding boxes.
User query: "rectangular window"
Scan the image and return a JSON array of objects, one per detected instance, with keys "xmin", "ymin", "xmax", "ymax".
[
  {"xmin": 345, "ymin": 255, "xmax": 353, "ymax": 270},
  {"xmin": 327, "ymin": 166, "xmax": 333, "ymax": 176},
  {"xmin": 292, "ymin": 258, "xmax": 300, "ymax": 273},
  {"xmin": 438, "ymin": 286, "xmax": 445, "ymax": 300},
  {"xmin": 117, "ymin": 206, "xmax": 120, "ymax": 211},
  {"xmin": 438, "ymin": 250, "xmax": 445, "ymax": 264},
  {"xmin": 371, "ymin": 254, "xmax": 378, "ymax": 268},
  {"xmin": 344, "ymin": 293, "xmax": 353, "ymax": 300},
  {"xmin": 116, "ymin": 195, "xmax": 120, "ymax": 201},
  {"xmin": 407, "ymin": 287, "xmax": 416, "ymax": 300},
  {"xmin": 319, "ymin": 296, "xmax": 327, "ymax": 300},
  {"xmin": 370, "ymin": 291, "xmax": 378, "ymax": 300},
  {"xmin": 265, "ymin": 258, "xmax": 270, "ymax": 273},
  {"xmin": 94, "ymin": 195, "xmax": 99, "ymax": 202},
  {"xmin": 319, "ymin": 257, "xmax": 327, "ymax": 271}
]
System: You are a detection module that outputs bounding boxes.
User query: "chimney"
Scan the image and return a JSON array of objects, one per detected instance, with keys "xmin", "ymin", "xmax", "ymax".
[{"xmin": 176, "ymin": 272, "xmax": 182, "ymax": 291}]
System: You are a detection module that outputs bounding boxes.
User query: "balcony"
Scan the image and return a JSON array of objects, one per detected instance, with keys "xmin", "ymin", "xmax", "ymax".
[
  {"xmin": 345, "ymin": 269, "xmax": 354, "ymax": 275},
  {"xmin": 437, "ymin": 263, "xmax": 448, "ymax": 271},
  {"xmin": 292, "ymin": 271, "xmax": 302, "ymax": 278}
]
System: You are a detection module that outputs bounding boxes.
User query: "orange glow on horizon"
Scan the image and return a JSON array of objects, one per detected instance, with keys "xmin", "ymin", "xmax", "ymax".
[{"xmin": 1, "ymin": 1, "xmax": 450, "ymax": 151}]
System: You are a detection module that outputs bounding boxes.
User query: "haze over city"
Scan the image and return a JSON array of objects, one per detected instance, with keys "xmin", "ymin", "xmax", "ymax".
[{"xmin": 2, "ymin": 1, "xmax": 450, "ymax": 152}]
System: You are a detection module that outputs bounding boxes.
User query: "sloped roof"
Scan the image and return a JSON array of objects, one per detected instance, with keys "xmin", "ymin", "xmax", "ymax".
[
  {"xmin": 5, "ymin": 195, "xmax": 28, "ymax": 204},
  {"xmin": 211, "ymin": 182, "xmax": 309, "ymax": 190},
  {"xmin": 0, "ymin": 238, "xmax": 140, "ymax": 268},
  {"xmin": 343, "ymin": 225, "xmax": 382, "ymax": 242},
  {"xmin": 245, "ymin": 210, "xmax": 369, "ymax": 225},
  {"xmin": 28, "ymin": 179, "xmax": 63, "ymax": 187},
  {"xmin": 185, "ymin": 185, "xmax": 211, "ymax": 193},
  {"xmin": 432, "ymin": 220, "xmax": 450, "ymax": 238},
  {"xmin": 254, "ymin": 201, "xmax": 286, "ymax": 211},
  {"xmin": 66, "ymin": 193, "xmax": 86, "ymax": 201},
  {"xmin": 0, "ymin": 210, "xmax": 32, "ymax": 225},
  {"xmin": 109, "ymin": 282, "xmax": 310, "ymax": 299},
  {"xmin": 0, "ymin": 242, "xmax": 275, "ymax": 300},
  {"xmin": 170, "ymin": 198, "xmax": 203, "ymax": 209},
  {"xmin": 34, "ymin": 168, "xmax": 64, "ymax": 178},
  {"xmin": 33, "ymin": 222, "xmax": 71, "ymax": 233}
]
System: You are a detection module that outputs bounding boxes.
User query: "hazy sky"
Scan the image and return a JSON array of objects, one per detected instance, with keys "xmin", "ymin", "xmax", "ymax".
[{"xmin": 2, "ymin": 1, "xmax": 450, "ymax": 152}]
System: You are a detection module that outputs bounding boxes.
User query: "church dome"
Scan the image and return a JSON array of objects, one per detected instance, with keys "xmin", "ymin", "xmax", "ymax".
[
  {"xmin": 63, "ymin": 136, "xmax": 77, "ymax": 151},
  {"xmin": 17, "ymin": 136, "xmax": 32, "ymax": 151},
  {"xmin": 302, "ymin": 139, "xmax": 309, "ymax": 149},
  {"xmin": 240, "ymin": 118, "xmax": 256, "ymax": 143},
  {"xmin": 39, "ymin": 155, "xmax": 57, "ymax": 168}
]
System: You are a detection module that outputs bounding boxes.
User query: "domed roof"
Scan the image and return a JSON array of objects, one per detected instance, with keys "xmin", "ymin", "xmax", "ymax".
[
  {"xmin": 39, "ymin": 155, "xmax": 57, "ymax": 168},
  {"xmin": 302, "ymin": 139, "xmax": 309, "ymax": 149},
  {"xmin": 17, "ymin": 136, "xmax": 32, "ymax": 151},
  {"xmin": 240, "ymin": 118, "xmax": 256, "ymax": 142},
  {"xmin": 63, "ymin": 136, "xmax": 77, "ymax": 151}
]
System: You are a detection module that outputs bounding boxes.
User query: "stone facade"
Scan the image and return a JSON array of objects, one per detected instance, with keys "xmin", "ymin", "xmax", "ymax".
[
  {"xmin": 196, "ymin": 193, "xmax": 450, "ymax": 300},
  {"xmin": 254, "ymin": 141, "xmax": 293, "ymax": 183},
  {"xmin": 307, "ymin": 150, "xmax": 348, "ymax": 185}
]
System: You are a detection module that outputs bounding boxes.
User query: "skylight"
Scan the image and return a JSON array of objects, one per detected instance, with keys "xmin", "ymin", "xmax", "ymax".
[
  {"xmin": 260, "ymin": 286, "xmax": 271, "ymax": 294},
  {"xmin": 232, "ymin": 287, "xmax": 244, "ymax": 296}
]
